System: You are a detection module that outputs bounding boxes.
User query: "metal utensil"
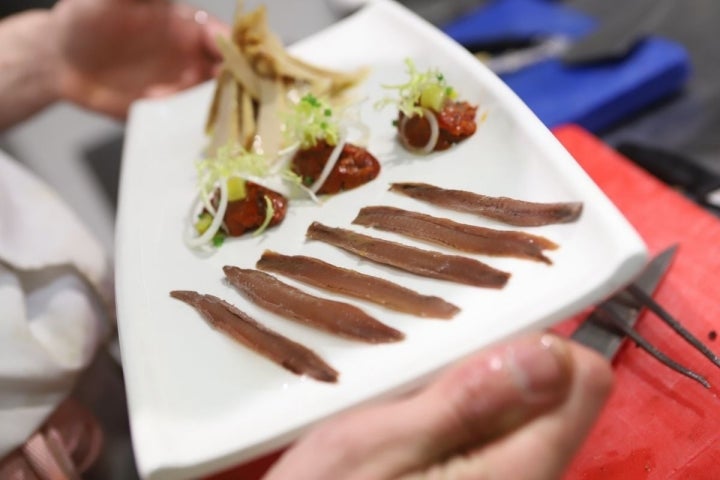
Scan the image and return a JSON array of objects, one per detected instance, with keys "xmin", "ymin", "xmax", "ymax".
[
  {"xmin": 572, "ymin": 245, "xmax": 720, "ymax": 388},
  {"xmin": 571, "ymin": 246, "xmax": 676, "ymax": 358},
  {"xmin": 617, "ymin": 143, "xmax": 720, "ymax": 214},
  {"xmin": 479, "ymin": 0, "xmax": 675, "ymax": 74},
  {"xmin": 560, "ymin": 0, "xmax": 674, "ymax": 65}
]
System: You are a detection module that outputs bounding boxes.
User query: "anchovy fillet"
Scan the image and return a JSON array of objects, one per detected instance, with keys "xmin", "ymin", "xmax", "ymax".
[
  {"xmin": 257, "ymin": 250, "xmax": 460, "ymax": 319},
  {"xmin": 389, "ymin": 182, "xmax": 583, "ymax": 226},
  {"xmin": 170, "ymin": 290, "xmax": 338, "ymax": 383},
  {"xmin": 306, "ymin": 222, "xmax": 510, "ymax": 289},
  {"xmin": 353, "ymin": 205, "xmax": 557, "ymax": 264},
  {"xmin": 223, "ymin": 267, "xmax": 404, "ymax": 343}
]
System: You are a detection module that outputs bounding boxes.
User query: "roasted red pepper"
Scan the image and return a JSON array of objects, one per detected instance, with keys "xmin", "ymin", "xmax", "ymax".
[
  {"xmin": 220, "ymin": 182, "xmax": 288, "ymax": 236},
  {"xmin": 291, "ymin": 140, "xmax": 381, "ymax": 195},
  {"xmin": 398, "ymin": 100, "xmax": 477, "ymax": 152}
]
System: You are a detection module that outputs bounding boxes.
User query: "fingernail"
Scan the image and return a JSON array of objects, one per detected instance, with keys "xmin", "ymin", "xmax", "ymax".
[
  {"xmin": 507, "ymin": 334, "xmax": 571, "ymax": 401},
  {"xmin": 194, "ymin": 10, "xmax": 209, "ymax": 25}
]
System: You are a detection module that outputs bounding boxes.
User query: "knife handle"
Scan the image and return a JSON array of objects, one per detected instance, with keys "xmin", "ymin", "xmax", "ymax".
[{"xmin": 617, "ymin": 143, "xmax": 720, "ymax": 214}]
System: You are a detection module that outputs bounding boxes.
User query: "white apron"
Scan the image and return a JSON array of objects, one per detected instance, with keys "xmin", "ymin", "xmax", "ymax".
[{"xmin": 0, "ymin": 149, "xmax": 112, "ymax": 459}]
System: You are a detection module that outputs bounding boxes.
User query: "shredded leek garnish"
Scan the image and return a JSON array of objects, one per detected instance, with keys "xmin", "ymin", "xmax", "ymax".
[
  {"xmin": 375, "ymin": 58, "xmax": 458, "ymax": 117},
  {"xmin": 281, "ymin": 169, "xmax": 320, "ymax": 203},
  {"xmin": 252, "ymin": 196, "xmax": 275, "ymax": 237},
  {"xmin": 283, "ymin": 93, "xmax": 340, "ymax": 149},
  {"xmin": 185, "ymin": 179, "xmax": 229, "ymax": 250},
  {"xmin": 282, "ymin": 168, "xmax": 304, "ymax": 185},
  {"xmin": 309, "ymin": 139, "xmax": 346, "ymax": 194},
  {"xmin": 399, "ymin": 106, "xmax": 439, "ymax": 154},
  {"xmin": 195, "ymin": 142, "xmax": 268, "ymax": 200},
  {"xmin": 186, "ymin": 141, "xmax": 271, "ymax": 250}
]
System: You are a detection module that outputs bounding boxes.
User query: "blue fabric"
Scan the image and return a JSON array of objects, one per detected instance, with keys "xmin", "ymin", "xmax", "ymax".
[
  {"xmin": 442, "ymin": 0, "xmax": 596, "ymax": 46},
  {"xmin": 441, "ymin": 0, "xmax": 691, "ymax": 132}
]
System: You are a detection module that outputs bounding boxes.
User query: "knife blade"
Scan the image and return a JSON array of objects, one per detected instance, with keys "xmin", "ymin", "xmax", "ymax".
[
  {"xmin": 571, "ymin": 245, "xmax": 677, "ymax": 359},
  {"xmin": 481, "ymin": 35, "xmax": 573, "ymax": 75},
  {"xmin": 478, "ymin": 0, "xmax": 675, "ymax": 74}
]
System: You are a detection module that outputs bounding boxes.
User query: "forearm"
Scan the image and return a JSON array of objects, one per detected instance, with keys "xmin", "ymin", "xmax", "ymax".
[{"xmin": 0, "ymin": 10, "xmax": 59, "ymax": 132}]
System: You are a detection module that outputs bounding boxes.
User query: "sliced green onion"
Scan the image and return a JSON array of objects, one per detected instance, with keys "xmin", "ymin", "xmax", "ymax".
[{"xmin": 212, "ymin": 232, "xmax": 226, "ymax": 247}]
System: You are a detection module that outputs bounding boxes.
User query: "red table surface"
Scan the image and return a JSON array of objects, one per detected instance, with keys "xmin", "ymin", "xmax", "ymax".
[
  {"xmin": 208, "ymin": 125, "xmax": 720, "ymax": 480},
  {"xmin": 555, "ymin": 125, "xmax": 720, "ymax": 480}
]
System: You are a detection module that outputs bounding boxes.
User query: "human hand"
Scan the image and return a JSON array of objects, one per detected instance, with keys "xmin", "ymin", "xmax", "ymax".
[
  {"xmin": 51, "ymin": 0, "xmax": 230, "ymax": 118},
  {"xmin": 261, "ymin": 333, "xmax": 613, "ymax": 480}
]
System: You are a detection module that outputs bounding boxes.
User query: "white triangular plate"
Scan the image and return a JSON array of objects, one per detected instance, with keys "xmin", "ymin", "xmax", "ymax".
[{"xmin": 116, "ymin": 1, "xmax": 647, "ymax": 478}]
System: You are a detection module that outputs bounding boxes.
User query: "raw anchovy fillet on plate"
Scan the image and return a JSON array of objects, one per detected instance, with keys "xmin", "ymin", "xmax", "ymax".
[
  {"xmin": 389, "ymin": 182, "xmax": 583, "ymax": 226},
  {"xmin": 306, "ymin": 222, "xmax": 510, "ymax": 288},
  {"xmin": 223, "ymin": 266, "xmax": 404, "ymax": 343},
  {"xmin": 257, "ymin": 250, "xmax": 460, "ymax": 318},
  {"xmin": 352, "ymin": 205, "xmax": 558, "ymax": 264},
  {"xmin": 170, "ymin": 290, "xmax": 339, "ymax": 383}
]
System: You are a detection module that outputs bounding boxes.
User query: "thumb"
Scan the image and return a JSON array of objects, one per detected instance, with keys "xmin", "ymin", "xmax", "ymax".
[
  {"xmin": 263, "ymin": 334, "xmax": 577, "ymax": 480},
  {"xmin": 392, "ymin": 333, "xmax": 577, "ymax": 467}
]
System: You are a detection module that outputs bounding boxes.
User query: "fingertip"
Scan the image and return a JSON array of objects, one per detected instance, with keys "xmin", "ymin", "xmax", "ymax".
[
  {"xmin": 200, "ymin": 17, "xmax": 232, "ymax": 60},
  {"xmin": 207, "ymin": 18, "xmax": 232, "ymax": 38},
  {"xmin": 406, "ymin": 333, "xmax": 576, "ymax": 459},
  {"xmin": 440, "ymin": 342, "xmax": 615, "ymax": 480},
  {"xmin": 506, "ymin": 333, "xmax": 574, "ymax": 402},
  {"xmin": 173, "ymin": 4, "xmax": 231, "ymax": 60},
  {"xmin": 436, "ymin": 333, "xmax": 574, "ymax": 410}
]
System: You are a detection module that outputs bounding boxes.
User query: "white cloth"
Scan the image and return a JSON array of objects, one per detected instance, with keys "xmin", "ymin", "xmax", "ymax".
[{"xmin": 0, "ymin": 149, "xmax": 112, "ymax": 459}]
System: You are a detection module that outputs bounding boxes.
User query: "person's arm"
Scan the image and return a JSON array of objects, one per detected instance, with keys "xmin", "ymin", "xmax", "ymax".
[
  {"xmin": 0, "ymin": 10, "xmax": 60, "ymax": 131},
  {"xmin": 0, "ymin": 0, "xmax": 229, "ymax": 132}
]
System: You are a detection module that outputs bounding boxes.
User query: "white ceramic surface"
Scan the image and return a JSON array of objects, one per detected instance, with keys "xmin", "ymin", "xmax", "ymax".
[{"xmin": 116, "ymin": 1, "xmax": 648, "ymax": 478}]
